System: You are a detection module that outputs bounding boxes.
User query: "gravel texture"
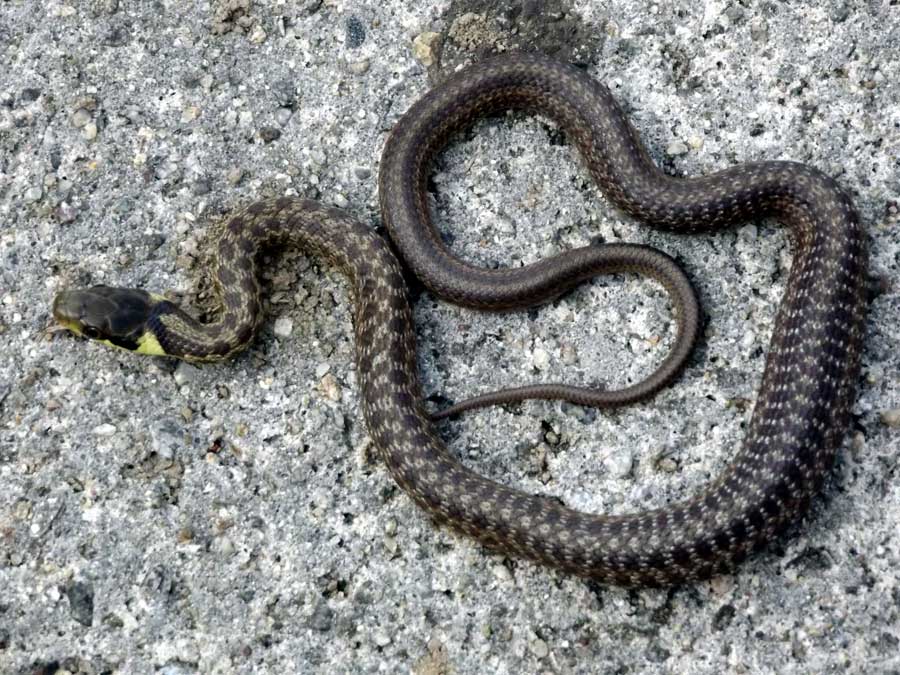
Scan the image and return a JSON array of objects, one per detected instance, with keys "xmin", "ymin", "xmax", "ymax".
[{"xmin": 2, "ymin": 1, "xmax": 899, "ymax": 673}]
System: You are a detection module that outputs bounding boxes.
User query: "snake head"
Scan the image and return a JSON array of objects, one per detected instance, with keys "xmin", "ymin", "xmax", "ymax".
[{"xmin": 52, "ymin": 285, "xmax": 165, "ymax": 354}]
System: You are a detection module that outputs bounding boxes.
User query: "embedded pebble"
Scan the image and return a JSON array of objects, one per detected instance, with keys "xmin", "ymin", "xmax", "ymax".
[
  {"xmin": 93, "ymin": 423, "xmax": 117, "ymax": 436},
  {"xmin": 275, "ymin": 107, "xmax": 293, "ymax": 126},
  {"xmin": 309, "ymin": 603, "xmax": 334, "ymax": 632},
  {"xmin": 181, "ymin": 106, "xmax": 200, "ymax": 123},
  {"xmin": 319, "ymin": 373, "xmax": 341, "ymax": 401},
  {"xmin": 603, "ymin": 449, "xmax": 634, "ymax": 479},
  {"xmin": 56, "ymin": 202, "xmax": 79, "ymax": 222},
  {"xmin": 880, "ymin": 409, "xmax": 900, "ymax": 428},
  {"xmin": 66, "ymin": 581, "xmax": 95, "ymax": 627},
  {"xmin": 19, "ymin": 87, "xmax": 40, "ymax": 103},
  {"xmin": 413, "ymin": 31, "xmax": 441, "ymax": 66},
  {"xmin": 249, "ymin": 25, "xmax": 267, "ymax": 44},
  {"xmin": 258, "ymin": 126, "xmax": 281, "ymax": 143},
  {"xmin": 173, "ymin": 362, "xmax": 201, "ymax": 386},
  {"xmin": 348, "ymin": 59, "xmax": 370, "ymax": 75},
  {"xmin": 492, "ymin": 565, "xmax": 512, "ymax": 582},
  {"xmin": 532, "ymin": 347, "xmax": 550, "ymax": 371},
  {"xmin": 750, "ymin": 18, "xmax": 769, "ymax": 41},
  {"xmin": 274, "ymin": 315, "xmax": 294, "ymax": 338},
  {"xmin": 560, "ymin": 343, "xmax": 578, "ymax": 366},
  {"xmin": 70, "ymin": 108, "xmax": 92, "ymax": 128},
  {"xmin": 530, "ymin": 637, "xmax": 549, "ymax": 659},
  {"xmin": 226, "ymin": 167, "xmax": 244, "ymax": 185},
  {"xmin": 151, "ymin": 420, "xmax": 183, "ymax": 459},
  {"xmin": 666, "ymin": 140, "xmax": 688, "ymax": 156},
  {"xmin": 345, "ymin": 16, "xmax": 366, "ymax": 48}
]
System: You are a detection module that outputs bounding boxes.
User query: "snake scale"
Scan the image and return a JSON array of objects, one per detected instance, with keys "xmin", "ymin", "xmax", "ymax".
[{"xmin": 53, "ymin": 53, "xmax": 867, "ymax": 585}]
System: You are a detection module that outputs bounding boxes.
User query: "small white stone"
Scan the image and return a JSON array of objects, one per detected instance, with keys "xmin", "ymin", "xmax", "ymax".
[
  {"xmin": 81, "ymin": 122, "xmax": 98, "ymax": 140},
  {"xmin": 181, "ymin": 106, "xmax": 200, "ymax": 123},
  {"xmin": 216, "ymin": 536, "xmax": 236, "ymax": 556},
  {"xmin": 532, "ymin": 348, "xmax": 550, "ymax": 371},
  {"xmin": 173, "ymin": 361, "xmax": 201, "ymax": 386},
  {"xmin": 348, "ymin": 59, "xmax": 370, "ymax": 74},
  {"xmin": 530, "ymin": 638, "xmax": 549, "ymax": 659},
  {"xmin": 738, "ymin": 224, "xmax": 758, "ymax": 241},
  {"xmin": 492, "ymin": 564, "xmax": 512, "ymax": 582},
  {"xmin": 274, "ymin": 316, "xmax": 293, "ymax": 338},
  {"xmin": 666, "ymin": 140, "xmax": 688, "ymax": 156},
  {"xmin": 603, "ymin": 449, "xmax": 634, "ymax": 479},
  {"xmin": 373, "ymin": 631, "xmax": 391, "ymax": 647},
  {"xmin": 249, "ymin": 25, "xmax": 267, "ymax": 44},
  {"xmin": 93, "ymin": 423, "xmax": 117, "ymax": 436},
  {"xmin": 332, "ymin": 193, "xmax": 349, "ymax": 209},
  {"xmin": 275, "ymin": 107, "xmax": 293, "ymax": 126},
  {"xmin": 70, "ymin": 108, "xmax": 91, "ymax": 128}
]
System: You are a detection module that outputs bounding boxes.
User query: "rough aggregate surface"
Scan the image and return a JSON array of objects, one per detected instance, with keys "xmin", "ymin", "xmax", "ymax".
[{"xmin": 1, "ymin": 0, "xmax": 899, "ymax": 673}]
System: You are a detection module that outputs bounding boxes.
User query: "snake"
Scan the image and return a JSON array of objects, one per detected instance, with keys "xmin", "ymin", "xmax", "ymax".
[{"xmin": 52, "ymin": 52, "xmax": 867, "ymax": 585}]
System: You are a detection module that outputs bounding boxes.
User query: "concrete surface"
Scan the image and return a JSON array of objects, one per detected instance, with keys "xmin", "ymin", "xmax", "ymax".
[{"xmin": 1, "ymin": 0, "xmax": 899, "ymax": 673}]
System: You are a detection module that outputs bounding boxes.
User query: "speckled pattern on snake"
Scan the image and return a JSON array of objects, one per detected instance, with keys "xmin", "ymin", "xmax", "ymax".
[{"xmin": 53, "ymin": 53, "xmax": 867, "ymax": 585}]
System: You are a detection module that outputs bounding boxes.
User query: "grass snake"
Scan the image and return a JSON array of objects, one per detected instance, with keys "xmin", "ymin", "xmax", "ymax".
[{"xmin": 53, "ymin": 52, "xmax": 867, "ymax": 585}]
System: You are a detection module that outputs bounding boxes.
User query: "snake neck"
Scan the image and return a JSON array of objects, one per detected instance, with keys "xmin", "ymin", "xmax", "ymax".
[
  {"xmin": 147, "ymin": 296, "xmax": 258, "ymax": 362},
  {"xmin": 151, "ymin": 197, "xmax": 402, "ymax": 363}
]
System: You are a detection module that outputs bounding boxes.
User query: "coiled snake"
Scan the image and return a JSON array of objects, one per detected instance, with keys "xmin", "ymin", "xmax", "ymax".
[{"xmin": 53, "ymin": 53, "xmax": 867, "ymax": 585}]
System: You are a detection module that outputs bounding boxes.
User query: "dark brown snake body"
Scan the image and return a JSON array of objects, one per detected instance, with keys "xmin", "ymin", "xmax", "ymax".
[
  {"xmin": 55, "ymin": 53, "xmax": 867, "ymax": 585},
  {"xmin": 382, "ymin": 53, "xmax": 867, "ymax": 584}
]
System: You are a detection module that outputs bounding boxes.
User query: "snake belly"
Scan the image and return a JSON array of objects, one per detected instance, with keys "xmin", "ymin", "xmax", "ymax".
[{"xmin": 375, "ymin": 52, "xmax": 867, "ymax": 584}]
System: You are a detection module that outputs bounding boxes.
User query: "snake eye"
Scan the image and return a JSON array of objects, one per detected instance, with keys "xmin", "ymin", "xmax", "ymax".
[{"xmin": 81, "ymin": 325, "xmax": 102, "ymax": 339}]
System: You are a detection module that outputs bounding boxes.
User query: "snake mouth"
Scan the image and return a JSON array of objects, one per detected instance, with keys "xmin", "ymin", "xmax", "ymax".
[{"xmin": 52, "ymin": 289, "xmax": 92, "ymax": 336}]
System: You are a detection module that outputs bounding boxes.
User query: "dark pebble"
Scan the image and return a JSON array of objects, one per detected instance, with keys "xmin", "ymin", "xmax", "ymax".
[
  {"xmin": 832, "ymin": 2, "xmax": 850, "ymax": 22},
  {"xmin": 20, "ymin": 88, "xmax": 41, "ymax": 104},
  {"xmin": 259, "ymin": 126, "xmax": 282, "ymax": 143},
  {"xmin": 712, "ymin": 604, "xmax": 736, "ymax": 631},
  {"xmin": 309, "ymin": 601, "xmax": 334, "ymax": 631},
  {"xmin": 272, "ymin": 77, "xmax": 297, "ymax": 108},
  {"xmin": 66, "ymin": 580, "xmax": 95, "ymax": 627},
  {"xmin": 345, "ymin": 16, "xmax": 365, "ymax": 48}
]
